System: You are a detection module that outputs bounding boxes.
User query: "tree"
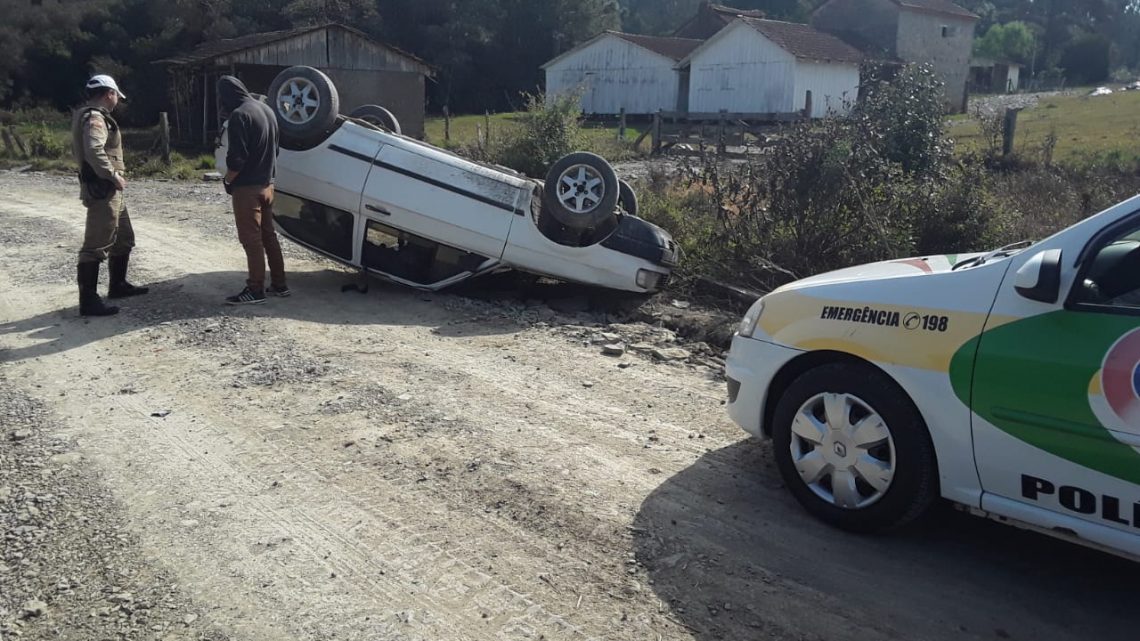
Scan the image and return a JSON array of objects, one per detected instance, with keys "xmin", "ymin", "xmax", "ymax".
[
  {"xmin": 1060, "ymin": 33, "xmax": 1113, "ymax": 84},
  {"xmin": 974, "ymin": 21, "xmax": 1036, "ymax": 63},
  {"xmin": 285, "ymin": 0, "xmax": 380, "ymax": 32}
]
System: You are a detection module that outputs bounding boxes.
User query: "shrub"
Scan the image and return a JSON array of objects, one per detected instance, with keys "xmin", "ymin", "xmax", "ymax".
[
  {"xmin": 638, "ymin": 64, "xmax": 964, "ymax": 294},
  {"xmin": 26, "ymin": 123, "xmax": 67, "ymax": 158},
  {"xmin": 488, "ymin": 91, "xmax": 583, "ymax": 178}
]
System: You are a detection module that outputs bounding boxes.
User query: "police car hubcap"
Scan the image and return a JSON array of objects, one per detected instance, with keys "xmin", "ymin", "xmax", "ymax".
[{"xmin": 790, "ymin": 392, "xmax": 896, "ymax": 509}]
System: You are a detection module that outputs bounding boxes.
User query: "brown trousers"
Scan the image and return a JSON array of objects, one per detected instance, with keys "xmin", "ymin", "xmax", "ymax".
[
  {"xmin": 231, "ymin": 184, "xmax": 286, "ymax": 291},
  {"xmin": 78, "ymin": 192, "xmax": 134, "ymax": 264}
]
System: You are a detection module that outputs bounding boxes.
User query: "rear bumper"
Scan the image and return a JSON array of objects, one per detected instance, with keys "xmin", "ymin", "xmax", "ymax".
[{"xmin": 600, "ymin": 215, "xmax": 679, "ymax": 267}]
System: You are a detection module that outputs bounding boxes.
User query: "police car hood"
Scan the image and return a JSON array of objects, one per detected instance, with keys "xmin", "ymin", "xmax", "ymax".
[{"xmin": 779, "ymin": 253, "xmax": 987, "ymax": 290}]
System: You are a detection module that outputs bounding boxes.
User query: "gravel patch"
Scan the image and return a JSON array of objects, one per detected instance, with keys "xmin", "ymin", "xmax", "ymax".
[{"xmin": 0, "ymin": 374, "xmax": 225, "ymax": 640}]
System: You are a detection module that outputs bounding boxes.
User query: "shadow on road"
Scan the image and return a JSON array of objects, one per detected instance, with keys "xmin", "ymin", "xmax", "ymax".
[
  {"xmin": 634, "ymin": 440, "xmax": 1137, "ymax": 641},
  {"xmin": 0, "ymin": 268, "xmax": 530, "ymax": 363}
]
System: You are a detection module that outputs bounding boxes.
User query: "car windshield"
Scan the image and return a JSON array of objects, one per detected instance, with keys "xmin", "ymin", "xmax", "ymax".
[{"xmin": 952, "ymin": 240, "xmax": 1035, "ymax": 270}]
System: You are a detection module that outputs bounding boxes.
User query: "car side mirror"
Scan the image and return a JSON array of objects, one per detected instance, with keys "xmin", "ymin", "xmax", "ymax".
[{"xmin": 1014, "ymin": 249, "xmax": 1063, "ymax": 303}]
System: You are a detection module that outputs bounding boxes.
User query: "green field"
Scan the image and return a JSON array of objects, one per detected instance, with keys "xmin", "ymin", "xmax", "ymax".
[
  {"xmin": 950, "ymin": 90, "xmax": 1140, "ymax": 165},
  {"xmin": 423, "ymin": 112, "xmax": 646, "ymax": 148}
]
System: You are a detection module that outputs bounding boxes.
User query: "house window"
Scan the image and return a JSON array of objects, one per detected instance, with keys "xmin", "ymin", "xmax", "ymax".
[{"xmin": 942, "ymin": 25, "xmax": 958, "ymax": 38}]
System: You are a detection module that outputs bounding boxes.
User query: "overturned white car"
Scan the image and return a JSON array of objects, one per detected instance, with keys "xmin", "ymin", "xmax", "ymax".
[{"xmin": 215, "ymin": 66, "xmax": 678, "ymax": 293}]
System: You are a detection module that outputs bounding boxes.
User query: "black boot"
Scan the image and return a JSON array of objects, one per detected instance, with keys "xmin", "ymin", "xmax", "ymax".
[
  {"xmin": 107, "ymin": 254, "xmax": 149, "ymax": 299},
  {"xmin": 78, "ymin": 262, "xmax": 119, "ymax": 317}
]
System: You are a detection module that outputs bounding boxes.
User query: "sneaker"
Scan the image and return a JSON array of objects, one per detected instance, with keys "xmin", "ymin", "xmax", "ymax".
[
  {"xmin": 267, "ymin": 284, "xmax": 291, "ymax": 297},
  {"xmin": 225, "ymin": 287, "xmax": 266, "ymax": 305}
]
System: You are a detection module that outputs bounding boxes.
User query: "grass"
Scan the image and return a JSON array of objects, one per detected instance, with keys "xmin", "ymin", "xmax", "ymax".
[
  {"xmin": 950, "ymin": 90, "xmax": 1140, "ymax": 165},
  {"xmin": 424, "ymin": 111, "xmax": 647, "ymax": 150},
  {"xmin": 7, "ymin": 91, "xmax": 1135, "ymax": 179},
  {"xmin": 0, "ymin": 118, "xmax": 215, "ymax": 179}
]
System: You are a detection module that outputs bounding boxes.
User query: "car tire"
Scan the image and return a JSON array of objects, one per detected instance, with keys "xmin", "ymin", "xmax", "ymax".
[
  {"xmin": 618, "ymin": 180, "xmax": 638, "ymax": 217},
  {"xmin": 267, "ymin": 66, "xmax": 340, "ymax": 149},
  {"xmin": 349, "ymin": 104, "xmax": 401, "ymax": 135},
  {"xmin": 542, "ymin": 152, "xmax": 619, "ymax": 230},
  {"xmin": 771, "ymin": 362, "xmax": 938, "ymax": 533}
]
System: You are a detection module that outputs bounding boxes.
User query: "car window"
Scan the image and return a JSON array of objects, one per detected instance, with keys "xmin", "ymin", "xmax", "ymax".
[
  {"xmin": 1072, "ymin": 223, "xmax": 1140, "ymax": 312},
  {"xmin": 273, "ymin": 193, "xmax": 355, "ymax": 261},
  {"xmin": 361, "ymin": 220, "xmax": 488, "ymax": 285}
]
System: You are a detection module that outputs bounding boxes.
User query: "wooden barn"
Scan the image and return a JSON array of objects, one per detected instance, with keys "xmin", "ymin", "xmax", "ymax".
[
  {"xmin": 541, "ymin": 31, "xmax": 703, "ymax": 116},
  {"xmin": 678, "ymin": 17, "xmax": 863, "ymax": 117},
  {"xmin": 158, "ymin": 23, "xmax": 434, "ymax": 145}
]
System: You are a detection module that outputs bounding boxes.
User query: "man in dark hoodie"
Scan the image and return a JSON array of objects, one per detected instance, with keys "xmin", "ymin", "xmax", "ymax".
[{"xmin": 217, "ymin": 75, "xmax": 289, "ymax": 305}]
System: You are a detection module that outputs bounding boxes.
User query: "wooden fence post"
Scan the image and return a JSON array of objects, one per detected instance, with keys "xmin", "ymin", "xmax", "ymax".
[
  {"xmin": 1, "ymin": 128, "xmax": 15, "ymax": 157},
  {"xmin": 159, "ymin": 112, "xmax": 171, "ymax": 165},
  {"xmin": 443, "ymin": 105, "xmax": 451, "ymax": 143},
  {"xmin": 1002, "ymin": 107, "xmax": 1020, "ymax": 157},
  {"xmin": 803, "ymin": 90, "xmax": 813, "ymax": 119},
  {"xmin": 484, "ymin": 111, "xmax": 491, "ymax": 148},
  {"xmin": 717, "ymin": 109, "xmax": 727, "ymax": 155},
  {"xmin": 7, "ymin": 126, "xmax": 28, "ymax": 158},
  {"xmin": 652, "ymin": 110, "xmax": 662, "ymax": 156},
  {"xmin": 202, "ymin": 71, "xmax": 209, "ymax": 148},
  {"xmin": 618, "ymin": 107, "xmax": 626, "ymax": 141}
]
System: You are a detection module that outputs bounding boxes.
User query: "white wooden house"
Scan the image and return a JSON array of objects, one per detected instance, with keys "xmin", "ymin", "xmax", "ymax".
[
  {"xmin": 678, "ymin": 18, "xmax": 863, "ymax": 117},
  {"xmin": 541, "ymin": 31, "xmax": 702, "ymax": 115}
]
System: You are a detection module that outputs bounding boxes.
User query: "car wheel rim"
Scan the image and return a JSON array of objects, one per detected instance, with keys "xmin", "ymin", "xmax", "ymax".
[
  {"xmin": 556, "ymin": 164, "xmax": 606, "ymax": 214},
  {"xmin": 276, "ymin": 78, "xmax": 320, "ymax": 125},
  {"xmin": 789, "ymin": 392, "xmax": 896, "ymax": 510}
]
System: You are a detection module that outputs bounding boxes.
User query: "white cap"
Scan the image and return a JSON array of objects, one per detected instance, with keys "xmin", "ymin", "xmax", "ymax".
[{"xmin": 86, "ymin": 74, "xmax": 127, "ymax": 101}]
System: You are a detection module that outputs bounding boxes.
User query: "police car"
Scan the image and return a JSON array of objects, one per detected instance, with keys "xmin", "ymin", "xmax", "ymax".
[
  {"xmin": 726, "ymin": 193, "xmax": 1140, "ymax": 561},
  {"xmin": 216, "ymin": 66, "xmax": 677, "ymax": 294}
]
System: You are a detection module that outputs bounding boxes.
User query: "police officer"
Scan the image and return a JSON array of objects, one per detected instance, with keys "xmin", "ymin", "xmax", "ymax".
[{"xmin": 71, "ymin": 74, "xmax": 148, "ymax": 317}]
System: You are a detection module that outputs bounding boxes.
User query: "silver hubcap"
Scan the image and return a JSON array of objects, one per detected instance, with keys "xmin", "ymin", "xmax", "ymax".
[
  {"xmin": 790, "ymin": 392, "xmax": 896, "ymax": 509},
  {"xmin": 276, "ymin": 78, "xmax": 320, "ymax": 125},
  {"xmin": 556, "ymin": 164, "xmax": 606, "ymax": 214}
]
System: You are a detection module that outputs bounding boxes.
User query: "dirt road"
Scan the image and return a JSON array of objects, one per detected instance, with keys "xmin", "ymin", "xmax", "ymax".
[{"xmin": 1, "ymin": 173, "xmax": 1135, "ymax": 641}]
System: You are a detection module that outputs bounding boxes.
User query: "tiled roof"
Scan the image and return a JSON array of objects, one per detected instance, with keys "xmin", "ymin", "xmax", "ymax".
[
  {"xmin": 611, "ymin": 32, "xmax": 704, "ymax": 61},
  {"xmin": 894, "ymin": 0, "xmax": 978, "ymax": 19},
  {"xmin": 742, "ymin": 18, "xmax": 864, "ymax": 63}
]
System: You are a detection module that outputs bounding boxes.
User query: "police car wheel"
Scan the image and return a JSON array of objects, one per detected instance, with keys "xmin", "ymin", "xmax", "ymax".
[{"xmin": 771, "ymin": 362, "xmax": 938, "ymax": 533}]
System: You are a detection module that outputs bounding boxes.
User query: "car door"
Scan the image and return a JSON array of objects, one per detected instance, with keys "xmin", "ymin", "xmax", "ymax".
[
  {"xmin": 266, "ymin": 123, "xmax": 383, "ymax": 265},
  {"xmin": 358, "ymin": 137, "xmax": 526, "ymax": 260},
  {"xmin": 969, "ymin": 211, "xmax": 1140, "ymax": 539}
]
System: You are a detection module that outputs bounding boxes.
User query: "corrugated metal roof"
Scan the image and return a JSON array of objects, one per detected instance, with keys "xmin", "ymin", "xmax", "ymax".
[
  {"xmin": 157, "ymin": 23, "xmax": 433, "ymax": 73},
  {"xmin": 742, "ymin": 18, "xmax": 864, "ymax": 63},
  {"xmin": 610, "ymin": 32, "xmax": 704, "ymax": 61},
  {"xmin": 894, "ymin": 0, "xmax": 978, "ymax": 19}
]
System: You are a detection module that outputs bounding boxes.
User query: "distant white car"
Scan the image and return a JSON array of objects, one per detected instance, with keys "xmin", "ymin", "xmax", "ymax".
[{"xmin": 216, "ymin": 66, "xmax": 678, "ymax": 293}]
